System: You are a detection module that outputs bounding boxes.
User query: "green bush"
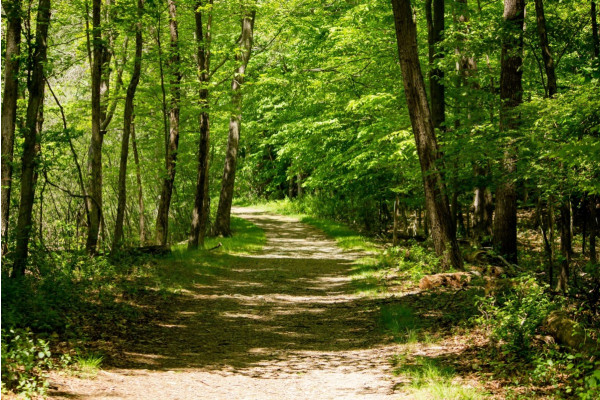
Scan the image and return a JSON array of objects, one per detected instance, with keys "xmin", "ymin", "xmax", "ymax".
[
  {"xmin": 476, "ymin": 275, "xmax": 554, "ymax": 354},
  {"xmin": 1, "ymin": 329, "xmax": 52, "ymax": 398}
]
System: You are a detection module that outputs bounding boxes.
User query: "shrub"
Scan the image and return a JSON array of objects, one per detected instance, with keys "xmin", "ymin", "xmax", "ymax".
[
  {"xmin": 476, "ymin": 275, "xmax": 554, "ymax": 355},
  {"xmin": 1, "ymin": 329, "xmax": 52, "ymax": 398}
]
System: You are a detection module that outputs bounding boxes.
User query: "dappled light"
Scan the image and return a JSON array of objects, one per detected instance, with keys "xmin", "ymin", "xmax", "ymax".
[{"xmin": 47, "ymin": 208, "xmax": 413, "ymax": 399}]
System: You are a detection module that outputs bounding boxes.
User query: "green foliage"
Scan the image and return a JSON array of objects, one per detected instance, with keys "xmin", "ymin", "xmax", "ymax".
[
  {"xmin": 74, "ymin": 352, "xmax": 103, "ymax": 379},
  {"xmin": 382, "ymin": 243, "xmax": 441, "ymax": 283},
  {"xmin": 379, "ymin": 304, "xmax": 420, "ymax": 343},
  {"xmin": 392, "ymin": 356, "xmax": 487, "ymax": 399},
  {"xmin": 1, "ymin": 329, "xmax": 52, "ymax": 398},
  {"xmin": 476, "ymin": 275, "xmax": 554, "ymax": 354}
]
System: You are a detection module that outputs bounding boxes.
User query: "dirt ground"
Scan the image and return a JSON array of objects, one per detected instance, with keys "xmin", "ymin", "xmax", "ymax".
[{"xmin": 47, "ymin": 207, "xmax": 410, "ymax": 399}]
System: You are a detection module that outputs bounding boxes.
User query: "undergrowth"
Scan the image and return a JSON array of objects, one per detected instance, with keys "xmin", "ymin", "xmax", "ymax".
[{"xmin": 1, "ymin": 216, "xmax": 265, "ymax": 398}]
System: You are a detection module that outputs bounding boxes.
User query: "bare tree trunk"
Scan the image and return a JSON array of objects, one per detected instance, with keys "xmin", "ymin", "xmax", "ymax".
[
  {"xmin": 589, "ymin": 197, "xmax": 598, "ymax": 263},
  {"xmin": 493, "ymin": 0, "xmax": 525, "ymax": 264},
  {"xmin": 113, "ymin": 0, "xmax": 144, "ymax": 251},
  {"xmin": 592, "ymin": 1, "xmax": 599, "ymax": 58},
  {"xmin": 131, "ymin": 122, "xmax": 146, "ymax": 244},
  {"xmin": 189, "ymin": 0, "xmax": 213, "ymax": 250},
  {"xmin": 391, "ymin": 0, "xmax": 463, "ymax": 270},
  {"xmin": 1, "ymin": 0, "xmax": 22, "ymax": 256},
  {"xmin": 213, "ymin": 8, "xmax": 255, "ymax": 237},
  {"xmin": 86, "ymin": 0, "xmax": 104, "ymax": 254},
  {"xmin": 393, "ymin": 195, "xmax": 400, "ymax": 246},
  {"xmin": 472, "ymin": 165, "xmax": 493, "ymax": 242},
  {"xmin": 534, "ymin": 0, "xmax": 557, "ymax": 97},
  {"xmin": 425, "ymin": 0, "xmax": 445, "ymax": 130},
  {"xmin": 155, "ymin": 0, "xmax": 182, "ymax": 246},
  {"xmin": 12, "ymin": 0, "xmax": 51, "ymax": 276},
  {"xmin": 557, "ymin": 201, "xmax": 572, "ymax": 293}
]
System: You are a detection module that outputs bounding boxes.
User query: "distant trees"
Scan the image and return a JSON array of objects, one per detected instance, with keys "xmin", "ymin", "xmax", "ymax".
[{"xmin": 1, "ymin": 0, "xmax": 598, "ymax": 279}]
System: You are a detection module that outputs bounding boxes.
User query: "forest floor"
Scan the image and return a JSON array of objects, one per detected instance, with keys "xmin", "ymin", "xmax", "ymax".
[{"xmin": 45, "ymin": 207, "xmax": 492, "ymax": 399}]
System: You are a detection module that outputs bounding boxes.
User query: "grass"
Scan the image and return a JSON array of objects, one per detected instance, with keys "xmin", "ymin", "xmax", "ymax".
[
  {"xmin": 1, "ymin": 215, "xmax": 266, "ymax": 397},
  {"xmin": 392, "ymin": 356, "xmax": 488, "ymax": 399},
  {"xmin": 74, "ymin": 353, "xmax": 103, "ymax": 378}
]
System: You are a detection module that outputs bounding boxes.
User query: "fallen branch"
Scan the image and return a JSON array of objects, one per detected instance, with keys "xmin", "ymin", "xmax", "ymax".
[
  {"xmin": 544, "ymin": 311, "xmax": 598, "ymax": 353},
  {"xmin": 208, "ymin": 242, "xmax": 222, "ymax": 251}
]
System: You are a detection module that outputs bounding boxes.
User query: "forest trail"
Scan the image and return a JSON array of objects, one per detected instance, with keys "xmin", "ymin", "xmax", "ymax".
[{"xmin": 48, "ymin": 207, "xmax": 404, "ymax": 399}]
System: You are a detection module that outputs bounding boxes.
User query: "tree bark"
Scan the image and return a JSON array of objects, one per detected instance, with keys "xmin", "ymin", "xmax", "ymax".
[
  {"xmin": 425, "ymin": 0, "xmax": 445, "ymax": 130},
  {"xmin": 493, "ymin": 0, "xmax": 525, "ymax": 264},
  {"xmin": 588, "ymin": 196, "xmax": 598, "ymax": 263},
  {"xmin": 131, "ymin": 122, "xmax": 146, "ymax": 244},
  {"xmin": 393, "ymin": 195, "xmax": 400, "ymax": 246},
  {"xmin": 12, "ymin": 0, "xmax": 51, "ymax": 276},
  {"xmin": 557, "ymin": 201, "xmax": 572, "ymax": 293},
  {"xmin": 472, "ymin": 166, "xmax": 494, "ymax": 242},
  {"xmin": 86, "ymin": 0, "xmax": 105, "ymax": 254},
  {"xmin": 155, "ymin": 0, "xmax": 182, "ymax": 246},
  {"xmin": 113, "ymin": 0, "xmax": 144, "ymax": 251},
  {"xmin": 534, "ymin": 0, "xmax": 557, "ymax": 97},
  {"xmin": 189, "ymin": 0, "xmax": 213, "ymax": 250},
  {"xmin": 592, "ymin": 1, "xmax": 599, "ymax": 58},
  {"xmin": 391, "ymin": 0, "xmax": 463, "ymax": 270},
  {"xmin": 213, "ymin": 8, "xmax": 256, "ymax": 237},
  {"xmin": 1, "ymin": 0, "xmax": 22, "ymax": 256}
]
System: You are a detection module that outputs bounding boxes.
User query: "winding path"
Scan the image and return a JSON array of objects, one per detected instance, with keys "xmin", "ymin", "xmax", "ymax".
[{"xmin": 49, "ymin": 207, "xmax": 402, "ymax": 399}]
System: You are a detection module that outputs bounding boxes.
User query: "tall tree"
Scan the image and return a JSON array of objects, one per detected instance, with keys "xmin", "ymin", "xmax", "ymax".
[
  {"xmin": 155, "ymin": 0, "xmax": 182, "ymax": 246},
  {"xmin": 592, "ymin": 1, "xmax": 599, "ymax": 58},
  {"xmin": 213, "ymin": 7, "xmax": 256, "ymax": 237},
  {"xmin": 188, "ymin": 0, "xmax": 213, "ymax": 250},
  {"xmin": 493, "ymin": 0, "xmax": 525, "ymax": 264},
  {"xmin": 86, "ymin": 0, "xmax": 105, "ymax": 254},
  {"xmin": 391, "ymin": 0, "xmax": 463, "ymax": 269},
  {"xmin": 113, "ymin": 0, "xmax": 144, "ymax": 251},
  {"xmin": 131, "ymin": 121, "xmax": 146, "ymax": 244},
  {"xmin": 1, "ymin": 0, "xmax": 22, "ymax": 256},
  {"xmin": 425, "ymin": 0, "xmax": 445, "ymax": 130},
  {"xmin": 12, "ymin": 0, "xmax": 51, "ymax": 276},
  {"xmin": 534, "ymin": 0, "xmax": 557, "ymax": 98}
]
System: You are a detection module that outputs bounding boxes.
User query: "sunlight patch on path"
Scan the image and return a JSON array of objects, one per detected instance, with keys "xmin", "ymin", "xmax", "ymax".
[{"xmin": 48, "ymin": 206, "xmax": 404, "ymax": 400}]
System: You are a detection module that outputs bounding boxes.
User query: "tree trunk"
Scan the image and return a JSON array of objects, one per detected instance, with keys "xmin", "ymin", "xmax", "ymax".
[
  {"xmin": 592, "ymin": 1, "xmax": 599, "ymax": 58},
  {"xmin": 425, "ymin": 0, "xmax": 445, "ymax": 130},
  {"xmin": 472, "ymin": 166, "xmax": 494, "ymax": 242},
  {"xmin": 189, "ymin": 0, "xmax": 213, "ymax": 250},
  {"xmin": 113, "ymin": 0, "xmax": 144, "ymax": 251},
  {"xmin": 391, "ymin": 0, "xmax": 463, "ymax": 270},
  {"xmin": 557, "ymin": 202, "xmax": 572, "ymax": 293},
  {"xmin": 86, "ymin": 0, "xmax": 104, "ymax": 254},
  {"xmin": 393, "ymin": 195, "xmax": 400, "ymax": 246},
  {"xmin": 12, "ymin": 0, "xmax": 51, "ymax": 276},
  {"xmin": 131, "ymin": 122, "xmax": 146, "ymax": 244},
  {"xmin": 213, "ymin": 9, "xmax": 256, "ymax": 237},
  {"xmin": 155, "ymin": 0, "xmax": 182, "ymax": 246},
  {"xmin": 534, "ymin": 0, "xmax": 557, "ymax": 97},
  {"xmin": 1, "ymin": 0, "xmax": 22, "ymax": 256},
  {"xmin": 589, "ymin": 196, "xmax": 598, "ymax": 263},
  {"xmin": 493, "ymin": 0, "xmax": 525, "ymax": 264}
]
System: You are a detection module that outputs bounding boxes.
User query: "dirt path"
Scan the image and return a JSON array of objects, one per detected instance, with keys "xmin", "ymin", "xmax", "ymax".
[{"xmin": 49, "ymin": 207, "xmax": 404, "ymax": 399}]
